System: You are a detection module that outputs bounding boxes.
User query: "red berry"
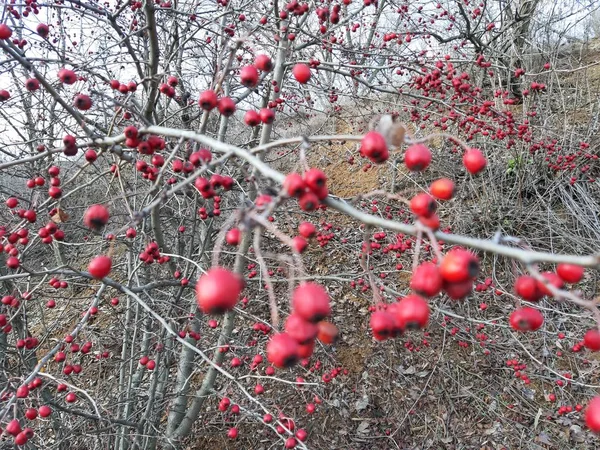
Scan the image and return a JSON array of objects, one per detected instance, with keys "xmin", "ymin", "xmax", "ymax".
[
  {"xmin": 267, "ymin": 332, "xmax": 300, "ymax": 368},
  {"xmin": 410, "ymin": 262, "xmax": 442, "ymax": 297},
  {"xmin": 88, "ymin": 256, "xmax": 112, "ymax": 279},
  {"xmin": 195, "ymin": 267, "xmax": 243, "ymax": 314},
  {"xmin": 439, "ymin": 247, "xmax": 479, "ymax": 283},
  {"xmin": 514, "ymin": 275, "xmax": 543, "ymax": 302},
  {"xmin": 58, "ymin": 68, "xmax": 77, "ymax": 84},
  {"xmin": 284, "ymin": 173, "xmax": 307, "ymax": 197},
  {"xmin": 255, "ymin": 54, "xmax": 273, "ymax": 72},
  {"xmin": 443, "ymin": 279, "xmax": 473, "ymax": 300},
  {"xmin": 360, "ymin": 131, "xmax": 389, "ymax": 164},
  {"xmin": 217, "ymin": 96, "xmax": 236, "ymax": 116},
  {"xmin": 259, "ymin": 108, "xmax": 275, "ymax": 124},
  {"xmin": 298, "ymin": 191, "xmax": 319, "ymax": 211},
  {"xmin": 463, "ymin": 148, "xmax": 487, "ymax": 174},
  {"xmin": 292, "ymin": 283, "xmax": 331, "ymax": 323},
  {"xmin": 226, "ymin": 228, "xmax": 241, "ymax": 245},
  {"xmin": 292, "ymin": 63, "xmax": 311, "ymax": 83},
  {"xmin": 83, "ymin": 204, "xmax": 109, "ymax": 230},
  {"xmin": 0, "ymin": 24, "xmax": 14, "ymax": 40},
  {"xmin": 370, "ymin": 311, "xmax": 395, "ymax": 341},
  {"xmin": 298, "ymin": 222, "xmax": 316, "ymax": 238},
  {"xmin": 409, "ymin": 193, "xmax": 437, "ymax": 218},
  {"xmin": 198, "ymin": 90, "xmax": 218, "ymax": 110},
  {"xmin": 284, "ymin": 314, "xmax": 318, "ymax": 344},
  {"xmin": 556, "ymin": 263, "xmax": 584, "ymax": 284},
  {"xmin": 303, "ymin": 168, "xmax": 327, "ymax": 192},
  {"xmin": 73, "ymin": 94, "xmax": 92, "ymax": 110},
  {"xmin": 429, "ymin": 178, "xmax": 455, "ymax": 200},
  {"xmin": 394, "ymin": 295, "xmax": 430, "ymax": 330},
  {"xmin": 586, "ymin": 396, "xmax": 600, "ymax": 432},
  {"xmin": 227, "ymin": 427, "xmax": 238, "ymax": 439},
  {"xmin": 584, "ymin": 329, "xmax": 600, "ymax": 351},
  {"xmin": 404, "ymin": 144, "xmax": 432, "ymax": 171},
  {"xmin": 240, "ymin": 65, "xmax": 259, "ymax": 87},
  {"xmin": 509, "ymin": 307, "xmax": 544, "ymax": 332},
  {"xmin": 536, "ymin": 271, "xmax": 564, "ymax": 296},
  {"xmin": 316, "ymin": 321, "xmax": 338, "ymax": 344},
  {"xmin": 244, "ymin": 110, "xmax": 261, "ymax": 126}
]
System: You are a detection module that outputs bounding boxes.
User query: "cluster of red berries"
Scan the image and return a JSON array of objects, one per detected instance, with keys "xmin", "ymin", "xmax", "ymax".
[
  {"xmin": 109, "ymin": 78, "xmax": 137, "ymax": 94},
  {"xmin": 159, "ymin": 75, "xmax": 178, "ymax": 98},
  {"xmin": 267, "ymin": 283, "xmax": 336, "ymax": 368},
  {"xmin": 283, "ymin": 168, "xmax": 328, "ymax": 212}
]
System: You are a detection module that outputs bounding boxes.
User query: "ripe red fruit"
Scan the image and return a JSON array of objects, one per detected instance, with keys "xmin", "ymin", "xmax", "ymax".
[
  {"xmin": 25, "ymin": 408, "xmax": 37, "ymax": 420},
  {"xmin": 584, "ymin": 329, "xmax": 600, "ymax": 351},
  {"xmin": 285, "ymin": 437, "xmax": 297, "ymax": 448},
  {"xmin": 88, "ymin": 256, "xmax": 112, "ymax": 279},
  {"xmin": 259, "ymin": 108, "xmax": 275, "ymax": 124},
  {"xmin": 298, "ymin": 222, "xmax": 316, "ymax": 238},
  {"xmin": 303, "ymin": 168, "xmax": 327, "ymax": 192},
  {"xmin": 225, "ymin": 228, "xmax": 241, "ymax": 245},
  {"xmin": 292, "ymin": 283, "xmax": 331, "ymax": 323},
  {"xmin": 217, "ymin": 96, "xmax": 236, "ymax": 116},
  {"xmin": 586, "ymin": 396, "xmax": 600, "ymax": 432},
  {"xmin": 25, "ymin": 78, "xmax": 40, "ymax": 92},
  {"xmin": 418, "ymin": 214, "xmax": 440, "ymax": 231},
  {"xmin": 227, "ymin": 427, "xmax": 238, "ymax": 439},
  {"xmin": 284, "ymin": 173, "xmax": 306, "ymax": 197},
  {"xmin": 556, "ymin": 263, "xmax": 584, "ymax": 284},
  {"xmin": 0, "ymin": 89, "xmax": 10, "ymax": 101},
  {"xmin": 65, "ymin": 392, "xmax": 77, "ymax": 402},
  {"xmin": 0, "ymin": 24, "xmax": 13, "ymax": 40},
  {"xmin": 409, "ymin": 193, "xmax": 437, "ymax": 218},
  {"xmin": 16, "ymin": 385, "xmax": 29, "ymax": 398},
  {"xmin": 6, "ymin": 197, "xmax": 18, "ymax": 208},
  {"xmin": 429, "ymin": 178, "xmax": 455, "ymax": 200},
  {"xmin": 85, "ymin": 149, "xmax": 98, "ymax": 162},
  {"xmin": 244, "ymin": 110, "xmax": 260, "ymax": 126},
  {"xmin": 58, "ymin": 68, "xmax": 77, "ymax": 84},
  {"xmin": 410, "ymin": 262, "xmax": 442, "ymax": 297},
  {"xmin": 48, "ymin": 187, "xmax": 62, "ymax": 199},
  {"xmin": 240, "ymin": 65, "xmax": 259, "ymax": 87},
  {"xmin": 509, "ymin": 307, "xmax": 544, "ymax": 332},
  {"xmin": 284, "ymin": 314, "xmax": 318, "ymax": 344},
  {"xmin": 37, "ymin": 23, "xmax": 50, "ymax": 37},
  {"xmin": 198, "ymin": 90, "xmax": 218, "ymax": 110},
  {"xmin": 394, "ymin": 295, "xmax": 430, "ymax": 330},
  {"xmin": 360, "ymin": 131, "xmax": 389, "ymax": 164},
  {"xmin": 536, "ymin": 271, "xmax": 564, "ymax": 296},
  {"xmin": 255, "ymin": 54, "xmax": 273, "ymax": 72},
  {"xmin": 299, "ymin": 191, "xmax": 319, "ymax": 211},
  {"xmin": 443, "ymin": 279, "xmax": 473, "ymax": 300},
  {"xmin": 514, "ymin": 275, "xmax": 543, "ymax": 302},
  {"xmin": 292, "ymin": 63, "xmax": 311, "ymax": 83},
  {"xmin": 83, "ymin": 204, "xmax": 109, "ymax": 229},
  {"xmin": 267, "ymin": 332, "xmax": 300, "ymax": 368},
  {"xmin": 439, "ymin": 248, "xmax": 479, "ymax": 283},
  {"xmin": 6, "ymin": 256, "xmax": 20, "ymax": 269},
  {"xmin": 404, "ymin": 144, "xmax": 432, "ymax": 171},
  {"xmin": 38, "ymin": 405, "xmax": 51, "ymax": 417},
  {"xmin": 15, "ymin": 432, "xmax": 28, "ymax": 446},
  {"xmin": 74, "ymin": 92, "xmax": 93, "ymax": 110},
  {"xmin": 292, "ymin": 236, "xmax": 308, "ymax": 253},
  {"xmin": 316, "ymin": 321, "xmax": 338, "ymax": 344},
  {"xmin": 6, "ymin": 419, "xmax": 21, "ymax": 436},
  {"xmin": 195, "ymin": 267, "xmax": 243, "ymax": 314},
  {"xmin": 370, "ymin": 311, "xmax": 395, "ymax": 341},
  {"xmin": 463, "ymin": 148, "xmax": 487, "ymax": 174}
]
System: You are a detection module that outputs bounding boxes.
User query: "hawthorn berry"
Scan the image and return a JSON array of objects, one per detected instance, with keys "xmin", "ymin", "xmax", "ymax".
[
  {"xmin": 514, "ymin": 275, "xmax": 543, "ymax": 302},
  {"xmin": 195, "ymin": 267, "xmax": 243, "ymax": 314},
  {"xmin": 463, "ymin": 148, "xmax": 487, "ymax": 174},
  {"xmin": 410, "ymin": 262, "xmax": 443, "ymax": 297},
  {"xmin": 556, "ymin": 263, "xmax": 584, "ymax": 284},
  {"xmin": 404, "ymin": 144, "xmax": 432, "ymax": 171},
  {"xmin": 267, "ymin": 332, "xmax": 300, "ymax": 368},
  {"xmin": 394, "ymin": 295, "xmax": 430, "ymax": 330},
  {"xmin": 88, "ymin": 256, "xmax": 112, "ymax": 279},
  {"xmin": 509, "ymin": 307, "xmax": 544, "ymax": 332},
  {"xmin": 429, "ymin": 178, "xmax": 455, "ymax": 200},
  {"xmin": 217, "ymin": 97, "xmax": 236, "ymax": 116},
  {"xmin": 584, "ymin": 329, "xmax": 600, "ymax": 351},
  {"xmin": 360, "ymin": 131, "xmax": 389, "ymax": 164},
  {"xmin": 409, "ymin": 193, "xmax": 437, "ymax": 218},
  {"xmin": 83, "ymin": 204, "xmax": 109, "ymax": 230},
  {"xmin": 370, "ymin": 311, "xmax": 395, "ymax": 340},
  {"xmin": 439, "ymin": 247, "xmax": 479, "ymax": 283},
  {"xmin": 586, "ymin": 396, "xmax": 600, "ymax": 432},
  {"xmin": 292, "ymin": 283, "xmax": 331, "ymax": 323},
  {"xmin": 292, "ymin": 63, "xmax": 311, "ymax": 83}
]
